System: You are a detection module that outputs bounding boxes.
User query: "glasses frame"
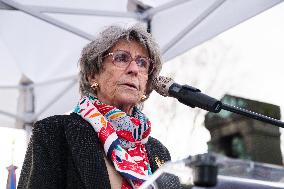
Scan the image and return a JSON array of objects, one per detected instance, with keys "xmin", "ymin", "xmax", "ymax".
[{"xmin": 106, "ymin": 50, "xmax": 155, "ymax": 75}]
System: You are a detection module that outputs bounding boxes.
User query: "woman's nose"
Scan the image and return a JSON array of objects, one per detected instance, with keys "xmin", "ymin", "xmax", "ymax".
[{"xmin": 126, "ymin": 60, "xmax": 139, "ymax": 75}]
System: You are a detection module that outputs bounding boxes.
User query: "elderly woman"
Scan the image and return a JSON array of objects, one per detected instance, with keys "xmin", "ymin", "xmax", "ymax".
[{"xmin": 18, "ymin": 24, "xmax": 171, "ymax": 189}]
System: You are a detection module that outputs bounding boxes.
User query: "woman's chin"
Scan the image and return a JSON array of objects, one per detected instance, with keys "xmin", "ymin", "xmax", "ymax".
[{"xmin": 115, "ymin": 93, "xmax": 140, "ymax": 107}]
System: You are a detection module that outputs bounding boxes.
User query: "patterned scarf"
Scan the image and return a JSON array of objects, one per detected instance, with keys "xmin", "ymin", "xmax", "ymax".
[{"xmin": 74, "ymin": 95, "xmax": 152, "ymax": 188}]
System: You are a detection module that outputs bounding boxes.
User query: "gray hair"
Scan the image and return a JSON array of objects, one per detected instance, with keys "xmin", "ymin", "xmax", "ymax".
[{"xmin": 79, "ymin": 23, "xmax": 163, "ymax": 99}]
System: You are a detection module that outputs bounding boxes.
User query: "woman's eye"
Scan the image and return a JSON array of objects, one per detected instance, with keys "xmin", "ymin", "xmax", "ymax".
[
  {"xmin": 137, "ymin": 58, "xmax": 148, "ymax": 68},
  {"xmin": 115, "ymin": 53, "xmax": 129, "ymax": 62}
]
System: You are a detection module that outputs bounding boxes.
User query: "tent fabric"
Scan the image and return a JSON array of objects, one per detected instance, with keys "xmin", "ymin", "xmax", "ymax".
[{"xmin": 0, "ymin": 0, "xmax": 283, "ymax": 129}]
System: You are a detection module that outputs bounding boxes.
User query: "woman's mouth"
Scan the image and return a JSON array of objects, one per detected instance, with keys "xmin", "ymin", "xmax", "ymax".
[{"xmin": 121, "ymin": 83, "xmax": 138, "ymax": 90}]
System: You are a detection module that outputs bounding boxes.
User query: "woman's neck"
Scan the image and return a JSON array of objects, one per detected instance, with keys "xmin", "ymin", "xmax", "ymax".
[
  {"xmin": 96, "ymin": 95, "xmax": 134, "ymax": 115},
  {"xmin": 116, "ymin": 104, "xmax": 134, "ymax": 115}
]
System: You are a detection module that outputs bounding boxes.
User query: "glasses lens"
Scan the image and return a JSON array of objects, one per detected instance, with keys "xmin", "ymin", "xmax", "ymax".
[
  {"xmin": 136, "ymin": 57, "xmax": 149, "ymax": 69},
  {"xmin": 111, "ymin": 50, "xmax": 154, "ymax": 74},
  {"xmin": 112, "ymin": 51, "xmax": 130, "ymax": 67},
  {"xmin": 136, "ymin": 57, "xmax": 151, "ymax": 73}
]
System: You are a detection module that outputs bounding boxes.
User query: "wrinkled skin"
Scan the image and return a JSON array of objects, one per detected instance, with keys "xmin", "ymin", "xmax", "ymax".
[{"xmin": 91, "ymin": 39, "xmax": 149, "ymax": 115}]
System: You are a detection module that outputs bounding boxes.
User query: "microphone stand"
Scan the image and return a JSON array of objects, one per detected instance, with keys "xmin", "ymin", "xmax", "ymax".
[{"xmin": 220, "ymin": 103, "xmax": 284, "ymax": 128}]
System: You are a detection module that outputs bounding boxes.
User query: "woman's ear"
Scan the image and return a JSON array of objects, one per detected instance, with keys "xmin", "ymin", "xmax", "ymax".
[
  {"xmin": 87, "ymin": 74, "xmax": 98, "ymax": 90},
  {"xmin": 89, "ymin": 76, "xmax": 99, "ymax": 92},
  {"xmin": 87, "ymin": 73, "xmax": 97, "ymax": 84}
]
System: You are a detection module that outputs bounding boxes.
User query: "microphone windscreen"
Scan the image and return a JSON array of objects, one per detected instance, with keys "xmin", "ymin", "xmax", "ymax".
[{"xmin": 153, "ymin": 76, "xmax": 174, "ymax": 97}]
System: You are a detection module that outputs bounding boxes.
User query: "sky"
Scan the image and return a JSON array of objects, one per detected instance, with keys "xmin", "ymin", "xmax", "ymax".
[{"xmin": 1, "ymin": 2, "xmax": 284, "ymax": 188}]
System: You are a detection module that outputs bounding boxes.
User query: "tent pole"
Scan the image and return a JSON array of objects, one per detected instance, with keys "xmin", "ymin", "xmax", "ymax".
[
  {"xmin": 16, "ymin": 76, "xmax": 35, "ymax": 143},
  {"xmin": 24, "ymin": 85, "xmax": 34, "ymax": 142}
]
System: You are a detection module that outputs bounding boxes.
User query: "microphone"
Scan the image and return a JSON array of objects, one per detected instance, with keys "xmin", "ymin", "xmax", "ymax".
[{"xmin": 153, "ymin": 76, "xmax": 222, "ymax": 113}]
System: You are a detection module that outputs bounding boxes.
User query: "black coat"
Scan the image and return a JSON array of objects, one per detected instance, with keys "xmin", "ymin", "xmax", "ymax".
[{"xmin": 18, "ymin": 113, "xmax": 171, "ymax": 189}]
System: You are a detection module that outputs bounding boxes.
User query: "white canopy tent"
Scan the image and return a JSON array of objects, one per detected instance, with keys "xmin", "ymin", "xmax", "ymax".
[{"xmin": 0, "ymin": 0, "xmax": 283, "ymax": 132}]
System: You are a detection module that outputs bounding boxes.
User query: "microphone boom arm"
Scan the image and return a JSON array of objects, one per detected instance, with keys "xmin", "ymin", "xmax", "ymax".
[
  {"xmin": 153, "ymin": 76, "xmax": 284, "ymax": 128},
  {"xmin": 221, "ymin": 103, "xmax": 284, "ymax": 128},
  {"xmin": 170, "ymin": 83, "xmax": 284, "ymax": 128}
]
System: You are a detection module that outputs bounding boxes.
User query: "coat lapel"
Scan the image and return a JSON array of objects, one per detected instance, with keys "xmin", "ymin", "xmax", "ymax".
[{"xmin": 64, "ymin": 113, "xmax": 112, "ymax": 189}]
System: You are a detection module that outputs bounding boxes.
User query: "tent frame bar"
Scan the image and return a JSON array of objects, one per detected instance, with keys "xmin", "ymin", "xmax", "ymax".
[
  {"xmin": 144, "ymin": 0, "xmax": 191, "ymax": 18},
  {"xmin": 29, "ymin": 75, "xmax": 77, "ymax": 88},
  {"xmin": 0, "ymin": 0, "xmax": 12, "ymax": 9},
  {"xmin": 29, "ymin": 6, "xmax": 139, "ymax": 18},
  {"xmin": 0, "ymin": 85, "xmax": 23, "ymax": 89},
  {"xmin": 34, "ymin": 79, "xmax": 77, "ymax": 120},
  {"xmin": 1, "ymin": 0, "xmax": 95, "ymax": 40},
  {"xmin": 162, "ymin": 0, "xmax": 227, "ymax": 54},
  {"xmin": 0, "ymin": 1, "xmax": 140, "ymax": 19},
  {"xmin": 0, "ymin": 110, "xmax": 24, "ymax": 121},
  {"xmin": 0, "ymin": 75, "xmax": 77, "ymax": 89}
]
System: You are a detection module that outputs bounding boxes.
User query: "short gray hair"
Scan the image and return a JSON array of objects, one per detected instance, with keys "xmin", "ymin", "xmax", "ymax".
[{"xmin": 79, "ymin": 23, "xmax": 163, "ymax": 98}]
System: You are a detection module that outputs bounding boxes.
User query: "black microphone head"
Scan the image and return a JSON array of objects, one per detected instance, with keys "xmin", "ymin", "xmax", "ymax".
[{"xmin": 153, "ymin": 76, "xmax": 175, "ymax": 97}]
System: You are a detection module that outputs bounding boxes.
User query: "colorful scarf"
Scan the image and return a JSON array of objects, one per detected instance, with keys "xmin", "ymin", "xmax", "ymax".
[{"xmin": 74, "ymin": 95, "xmax": 152, "ymax": 188}]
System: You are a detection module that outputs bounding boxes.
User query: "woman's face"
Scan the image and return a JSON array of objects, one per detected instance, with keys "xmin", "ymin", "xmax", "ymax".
[{"xmin": 93, "ymin": 39, "xmax": 149, "ymax": 113}]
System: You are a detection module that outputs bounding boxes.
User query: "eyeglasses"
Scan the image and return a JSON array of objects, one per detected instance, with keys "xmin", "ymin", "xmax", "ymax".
[{"xmin": 106, "ymin": 50, "xmax": 154, "ymax": 75}]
